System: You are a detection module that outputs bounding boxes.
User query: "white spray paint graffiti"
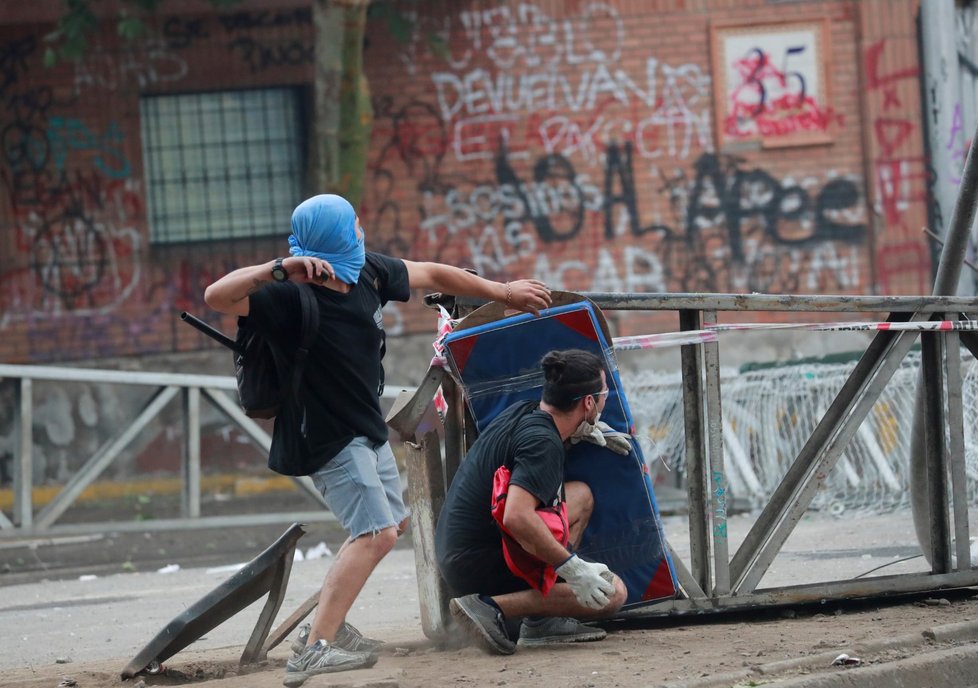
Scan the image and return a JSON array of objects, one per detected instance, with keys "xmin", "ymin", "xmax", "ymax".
[
  {"xmin": 375, "ymin": 2, "xmax": 866, "ymax": 297},
  {"xmin": 418, "ymin": 163, "xmax": 864, "ymax": 294},
  {"xmin": 419, "ymin": 176, "xmax": 602, "ymax": 246},
  {"xmin": 534, "ymin": 246, "xmax": 667, "ymax": 293},
  {"xmin": 73, "ymin": 40, "xmax": 188, "ymax": 95},
  {"xmin": 409, "ymin": 2, "xmax": 711, "ymax": 163}
]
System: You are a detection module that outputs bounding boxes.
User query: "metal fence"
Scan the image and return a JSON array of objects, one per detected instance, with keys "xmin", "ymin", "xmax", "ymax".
[
  {"xmin": 403, "ymin": 291, "xmax": 978, "ymax": 636},
  {"xmin": 5, "ymin": 289, "xmax": 978, "ymax": 624},
  {"xmin": 0, "ymin": 364, "xmax": 354, "ymax": 536}
]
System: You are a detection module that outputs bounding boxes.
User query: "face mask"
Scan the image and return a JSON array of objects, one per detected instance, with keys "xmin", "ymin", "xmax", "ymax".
[{"xmin": 573, "ymin": 409, "xmax": 601, "ymax": 438}]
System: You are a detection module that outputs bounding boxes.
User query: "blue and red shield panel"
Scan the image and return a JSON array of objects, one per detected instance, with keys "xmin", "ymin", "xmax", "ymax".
[{"xmin": 443, "ymin": 300, "xmax": 677, "ymax": 606}]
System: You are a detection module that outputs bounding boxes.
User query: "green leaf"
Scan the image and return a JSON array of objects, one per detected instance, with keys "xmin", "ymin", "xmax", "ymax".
[
  {"xmin": 427, "ymin": 32, "xmax": 448, "ymax": 59},
  {"xmin": 117, "ymin": 16, "xmax": 147, "ymax": 40},
  {"xmin": 43, "ymin": 47, "xmax": 58, "ymax": 68},
  {"xmin": 131, "ymin": 0, "xmax": 162, "ymax": 11},
  {"xmin": 60, "ymin": 35, "xmax": 88, "ymax": 62},
  {"xmin": 386, "ymin": 11, "xmax": 414, "ymax": 44}
]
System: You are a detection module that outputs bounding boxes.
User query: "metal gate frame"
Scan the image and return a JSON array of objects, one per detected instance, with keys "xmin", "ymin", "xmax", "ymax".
[
  {"xmin": 0, "ymin": 364, "xmax": 335, "ymax": 536},
  {"xmin": 407, "ymin": 291, "xmax": 978, "ymax": 633}
]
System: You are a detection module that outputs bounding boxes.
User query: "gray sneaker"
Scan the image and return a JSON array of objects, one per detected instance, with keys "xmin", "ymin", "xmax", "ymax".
[
  {"xmin": 283, "ymin": 639, "xmax": 377, "ymax": 687},
  {"xmin": 449, "ymin": 594, "xmax": 516, "ymax": 655},
  {"xmin": 518, "ymin": 617, "xmax": 607, "ymax": 646},
  {"xmin": 290, "ymin": 622, "xmax": 384, "ymax": 655}
]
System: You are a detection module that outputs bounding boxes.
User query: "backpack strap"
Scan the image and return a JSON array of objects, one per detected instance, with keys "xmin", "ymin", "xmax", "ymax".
[
  {"xmin": 290, "ymin": 283, "xmax": 320, "ymax": 404},
  {"xmin": 361, "ymin": 254, "xmax": 381, "ymax": 291}
]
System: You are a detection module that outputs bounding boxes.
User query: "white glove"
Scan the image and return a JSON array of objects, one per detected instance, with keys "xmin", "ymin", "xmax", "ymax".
[
  {"xmin": 555, "ymin": 554, "xmax": 615, "ymax": 610},
  {"xmin": 570, "ymin": 420, "xmax": 632, "ymax": 456}
]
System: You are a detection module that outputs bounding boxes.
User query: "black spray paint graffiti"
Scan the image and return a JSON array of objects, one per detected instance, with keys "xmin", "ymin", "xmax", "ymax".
[
  {"xmin": 367, "ymin": 69, "xmax": 867, "ymax": 294},
  {"xmin": 227, "ymin": 37, "xmax": 313, "ymax": 73},
  {"xmin": 492, "ymin": 142, "xmax": 867, "ymax": 251},
  {"xmin": 494, "ymin": 144, "xmax": 595, "ymax": 243},
  {"xmin": 164, "ymin": 8, "xmax": 312, "ymax": 47},
  {"xmin": 368, "ymin": 98, "xmax": 453, "ymax": 258},
  {"xmin": 218, "ymin": 8, "xmax": 312, "ymax": 33},
  {"xmin": 162, "ymin": 16, "xmax": 210, "ymax": 49},
  {"xmin": 602, "ymin": 144, "xmax": 866, "ymax": 254},
  {"xmin": 0, "ymin": 36, "xmax": 142, "ymax": 316},
  {"xmin": 682, "ymin": 152, "xmax": 866, "ymax": 257},
  {"xmin": 162, "ymin": 10, "xmax": 313, "ymax": 73},
  {"xmin": 0, "ymin": 36, "xmax": 36, "ymax": 100}
]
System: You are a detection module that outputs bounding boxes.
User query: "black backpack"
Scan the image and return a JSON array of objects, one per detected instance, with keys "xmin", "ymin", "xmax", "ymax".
[
  {"xmin": 180, "ymin": 282, "xmax": 320, "ymax": 419},
  {"xmin": 233, "ymin": 282, "xmax": 320, "ymax": 419}
]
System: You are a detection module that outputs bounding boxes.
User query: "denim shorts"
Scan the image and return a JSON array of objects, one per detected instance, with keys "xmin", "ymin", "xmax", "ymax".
[{"xmin": 310, "ymin": 436, "xmax": 410, "ymax": 539}]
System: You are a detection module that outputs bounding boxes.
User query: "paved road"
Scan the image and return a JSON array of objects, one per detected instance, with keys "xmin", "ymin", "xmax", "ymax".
[
  {"xmin": 0, "ymin": 544, "xmax": 420, "ymax": 672},
  {"xmin": 1, "ymin": 507, "xmax": 968, "ymax": 674},
  {"xmin": 0, "ymin": 502, "xmax": 976, "ymax": 684}
]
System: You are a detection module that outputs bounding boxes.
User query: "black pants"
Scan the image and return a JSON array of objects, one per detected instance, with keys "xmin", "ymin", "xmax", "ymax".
[{"xmin": 438, "ymin": 543, "xmax": 529, "ymax": 597}]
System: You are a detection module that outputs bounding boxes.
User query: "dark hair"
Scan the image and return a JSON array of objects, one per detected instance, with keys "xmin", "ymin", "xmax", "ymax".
[{"xmin": 541, "ymin": 349, "xmax": 605, "ymax": 411}]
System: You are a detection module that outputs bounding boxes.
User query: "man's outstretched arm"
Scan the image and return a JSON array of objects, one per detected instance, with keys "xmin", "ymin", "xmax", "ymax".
[{"xmin": 403, "ymin": 260, "xmax": 551, "ymax": 316}]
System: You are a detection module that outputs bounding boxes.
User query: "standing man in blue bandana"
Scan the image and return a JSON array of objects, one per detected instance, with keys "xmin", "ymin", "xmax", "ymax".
[{"xmin": 204, "ymin": 194, "xmax": 551, "ymax": 686}]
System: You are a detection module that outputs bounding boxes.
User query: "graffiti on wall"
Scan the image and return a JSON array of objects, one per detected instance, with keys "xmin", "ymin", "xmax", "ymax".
[
  {"xmin": 426, "ymin": 4, "xmax": 713, "ymax": 164},
  {"xmin": 72, "ymin": 40, "xmax": 188, "ymax": 95},
  {"xmin": 1, "ymin": 8, "xmax": 314, "ymax": 342},
  {"xmin": 863, "ymin": 38, "xmax": 931, "ymax": 294},
  {"xmin": 1, "ymin": 3, "xmax": 876, "ymax": 352},
  {"xmin": 365, "ymin": 1, "xmax": 867, "ymax": 313},
  {"xmin": 711, "ymin": 20, "xmax": 836, "ymax": 147},
  {"xmin": 0, "ymin": 36, "xmax": 143, "ymax": 326},
  {"xmin": 163, "ymin": 8, "xmax": 314, "ymax": 74}
]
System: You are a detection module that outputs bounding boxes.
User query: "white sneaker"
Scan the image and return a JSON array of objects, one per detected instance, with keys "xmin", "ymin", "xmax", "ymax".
[
  {"xmin": 282, "ymin": 639, "xmax": 376, "ymax": 687},
  {"xmin": 290, "ymin": 622, "xmax": 384, "ymax": 654}
]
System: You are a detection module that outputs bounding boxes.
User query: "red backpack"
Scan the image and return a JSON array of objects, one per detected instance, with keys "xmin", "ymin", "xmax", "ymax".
[{"xmin": 490, "ymin": 464, "xmax": 569, "ymax": 596}]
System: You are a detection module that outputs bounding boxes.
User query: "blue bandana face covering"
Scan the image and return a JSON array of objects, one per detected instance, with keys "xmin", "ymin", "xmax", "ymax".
[{"xmin": 288, "ymin": 194, "xmax": 366, "ymax": 284}]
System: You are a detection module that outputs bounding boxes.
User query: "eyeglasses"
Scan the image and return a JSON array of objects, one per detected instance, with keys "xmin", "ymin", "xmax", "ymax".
[{"xmin": 574, "ymin": 389, "xmax": 609, "ymax": 401}]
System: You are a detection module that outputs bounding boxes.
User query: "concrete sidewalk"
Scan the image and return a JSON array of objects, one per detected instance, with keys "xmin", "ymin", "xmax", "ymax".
[{"xmin": 663, "ymin": 618, "xmax": 978, "ymax": 687}]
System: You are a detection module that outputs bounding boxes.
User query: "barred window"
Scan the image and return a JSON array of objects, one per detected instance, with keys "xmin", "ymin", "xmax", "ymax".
[{"xmin": 140, "ymin": 88, "xmax": 303, "ymax": 243}]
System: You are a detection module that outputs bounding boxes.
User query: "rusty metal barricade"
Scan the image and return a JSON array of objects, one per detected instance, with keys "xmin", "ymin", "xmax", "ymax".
[{"xmin": 397, "ymin": 291, "xmax": 978, "ymax": 637}]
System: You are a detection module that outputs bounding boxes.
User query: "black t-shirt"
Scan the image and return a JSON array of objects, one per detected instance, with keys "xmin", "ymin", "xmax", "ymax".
[
  {"xmin": 246, "ymin": 252, "xmax": 410, "ymax": 476},
  {"xmin": 435, "ymin": 401, "xmax": 565, "ymax": 568}
]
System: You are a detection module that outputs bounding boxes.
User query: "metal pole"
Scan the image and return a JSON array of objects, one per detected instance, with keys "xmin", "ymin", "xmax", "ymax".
[
  {"xmin": 910, "ymin": 122, "xmax": 978, "ymax": 563},
  {"xmin": 13, "ymin": 377, "xmax": 32, "ymax": 529},
  {"xmin": 182, "ymin": 387, "xmax": 201, "ymax": 519},
  {"xmin": 679, "ymin": 309, "xmax": 711, "ymax": 594},
  {"xmin": 702, "ymin": 310, "xmax": 729, "ymax": 595},
  {"xmin": 943, "ymin": 316, "xmax": 971, "ymax": 569},
  {"xmin": 921, "ymin": 0, "xmax": 968, "ymax": 294},
  {"xmin": 920, "ymin": 330, "xmax": 951, "ymax": 573}
]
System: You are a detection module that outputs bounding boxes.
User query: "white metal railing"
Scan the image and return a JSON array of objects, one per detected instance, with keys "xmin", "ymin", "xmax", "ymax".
[{"xmin": 0, "ymin": 362, "xmax": 408, "ymax": 537}]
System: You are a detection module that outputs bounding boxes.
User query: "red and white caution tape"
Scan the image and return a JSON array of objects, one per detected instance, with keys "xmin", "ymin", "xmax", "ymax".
[
  {"xmin": 612, "ymin": 319, "xmax": 978, "ymax": 352},
  {"xmin": 432, "ymin": 305, "xmax": 977, "ymax": 358},
  {"xmin": 612, "ymin": 330, "xmax": 718, "ymax": 351},
  {"xmin": 707, "ymin": 319, "xmax": 978, "ymax": 333}
]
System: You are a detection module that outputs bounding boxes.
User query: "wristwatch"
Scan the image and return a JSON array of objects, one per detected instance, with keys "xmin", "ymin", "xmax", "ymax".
[{"xmin": 270, "ymin": 257, "xmax": 288, "ymax": 282}]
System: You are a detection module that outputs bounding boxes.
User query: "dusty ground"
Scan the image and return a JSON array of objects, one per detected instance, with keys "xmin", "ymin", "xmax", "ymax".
[
  {"xmin": 4, "ymin": 496, "xmax": 978, "ymax": 688},
  {"xmin": 4, "ymin": 587, "xmax": 978, "ymax": 688}
]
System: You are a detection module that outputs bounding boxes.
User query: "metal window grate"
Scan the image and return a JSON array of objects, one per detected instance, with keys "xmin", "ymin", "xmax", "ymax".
[{"xmin": 140, "ymin": 88, "xmax": 303, "ymax": 243}]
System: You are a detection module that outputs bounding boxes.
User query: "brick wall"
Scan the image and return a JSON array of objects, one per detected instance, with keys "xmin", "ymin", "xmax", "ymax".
[
  {"xmin": 360, "ymin": 0, "xmax": 905, "ymax": 337},
  {"xmin": 0, "ymin": 0, "xmax": 929, "ymax": 363}
]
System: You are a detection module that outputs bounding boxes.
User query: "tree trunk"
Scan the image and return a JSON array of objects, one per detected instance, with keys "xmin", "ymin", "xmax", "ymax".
[{"xmin": 312, "ymin": 0, "xmax": 372, "ymax": 209}]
